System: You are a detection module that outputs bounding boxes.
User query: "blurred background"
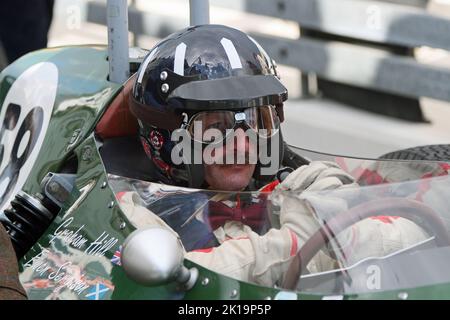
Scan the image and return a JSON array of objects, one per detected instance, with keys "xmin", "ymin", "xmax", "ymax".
[{"xmin": 1, "ymin": 0, "xmax": 450, "ymax": 158}]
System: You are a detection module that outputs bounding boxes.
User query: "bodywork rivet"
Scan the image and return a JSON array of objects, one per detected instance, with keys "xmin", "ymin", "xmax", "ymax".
[
  {"xmin": 160, "ymin": 71, "xmax": 168, "ymax": 81},
  {"xmin": 119, "ymin": 222, "xmax": 126, "ymax": 230},
  {"xmin": 108, "ymin": 201, "xmax": 114, "ymax": 209},
  {"xmin": 48, "ymin": 181, "xmax": 60, "ymax": 193},
  {"xmin": 230, "ymin": 289, "xmax": 238, "ymax": 298},
  {"xmin": 398, "ymin": 292, "xmax": 408, "ymax": 300},
  {"xmin": 161, "ymin": 83, "xmax": 169, "ymax": 93},
  {"xmin": 201, "ymin": 278, "xmax": 209, "ymax": 286}
]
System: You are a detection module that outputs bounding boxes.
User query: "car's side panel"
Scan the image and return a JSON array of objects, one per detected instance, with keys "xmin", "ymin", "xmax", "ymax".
[
  {"xmin": 0, "ymin": 46, "xmax": 121, "ymax": 213},
  {"xmin": 17, "ymin": 133, "xmax": 190, "ymax": 300}
]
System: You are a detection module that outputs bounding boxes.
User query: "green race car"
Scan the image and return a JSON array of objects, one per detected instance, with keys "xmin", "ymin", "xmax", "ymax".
[{"xmin": 1, "ymin": 8, "xmax": 450, "ymax": 300}]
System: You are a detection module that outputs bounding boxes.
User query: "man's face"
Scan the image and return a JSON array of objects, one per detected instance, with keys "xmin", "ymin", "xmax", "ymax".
[{"xmin": 200, "ymin": 113, "xmax": 257, "ymax": 191}]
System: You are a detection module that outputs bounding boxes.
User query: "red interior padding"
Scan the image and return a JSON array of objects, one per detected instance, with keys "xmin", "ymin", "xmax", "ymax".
[{"xmin": 95, "ymin": 74, "xmax": 139, "ymax": 139}]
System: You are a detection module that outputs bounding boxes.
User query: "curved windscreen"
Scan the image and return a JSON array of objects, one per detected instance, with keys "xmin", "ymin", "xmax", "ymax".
[{"xmin": 107, "ymin": 148, "xmax": 450, "ymax": 296}]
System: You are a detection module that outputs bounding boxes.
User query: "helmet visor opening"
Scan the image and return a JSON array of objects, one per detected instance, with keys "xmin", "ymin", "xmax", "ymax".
[{"xmin": 187, "ymin": 105, "xmax": 280, "ymax": 144}]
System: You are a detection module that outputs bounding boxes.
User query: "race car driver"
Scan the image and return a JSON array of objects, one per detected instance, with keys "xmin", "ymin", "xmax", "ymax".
[{"xmin": 123, "ymin": 24, "xmax": 431, "ymax": 287}]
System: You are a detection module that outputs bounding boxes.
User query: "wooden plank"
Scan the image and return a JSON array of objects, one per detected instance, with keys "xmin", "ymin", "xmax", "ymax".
[
  {"xmin": 214, "ymin": 0, "xmax": 450, "ymax": 51},
  {"xmin": 250, "ymin": 33, "xmax": 450, "ymax": 102},
  {"xmin": 378, "ymin": 0, "xmax": 428, "ymax": 7}
]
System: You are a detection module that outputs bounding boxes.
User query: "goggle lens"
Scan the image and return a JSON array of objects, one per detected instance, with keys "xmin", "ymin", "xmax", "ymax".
[{"xmin": 187, "ymin": 106, "xmax": 279, "ymax": 143}]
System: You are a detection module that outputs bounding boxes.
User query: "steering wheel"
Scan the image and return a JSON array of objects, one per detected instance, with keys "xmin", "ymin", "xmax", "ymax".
[{"xmin": 281, "ymin": 197, "xmax": 450, "ymax": 291}]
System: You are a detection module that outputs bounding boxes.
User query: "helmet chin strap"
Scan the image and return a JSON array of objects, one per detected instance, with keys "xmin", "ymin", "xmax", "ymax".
[
  {"xmin": 252, "ymin": 129, "xmax": 284, "ymax": 187},
  {"xmin": 186, "ymin": 163, "xmax": 205, "ymax": 188},
  {"xmin": 181, "ymin": 137, "xmax": 206, "ymax": 188}
]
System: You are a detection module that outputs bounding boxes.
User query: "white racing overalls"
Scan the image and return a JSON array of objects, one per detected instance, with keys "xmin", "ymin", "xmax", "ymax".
[{"xmin": 117, "ymin": 160, "xmax": 448, "ymax": 287}]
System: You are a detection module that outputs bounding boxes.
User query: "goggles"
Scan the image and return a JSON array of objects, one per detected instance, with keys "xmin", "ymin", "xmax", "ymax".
[{"xmin": 183, "ymin": 105, "xmax": 280, "ymax": 144}]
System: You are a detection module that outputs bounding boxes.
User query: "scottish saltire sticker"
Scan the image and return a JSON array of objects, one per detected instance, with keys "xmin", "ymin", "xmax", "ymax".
[{"xmin": 85, "ymin": 283, "xmax": 110, "ymax": 300}]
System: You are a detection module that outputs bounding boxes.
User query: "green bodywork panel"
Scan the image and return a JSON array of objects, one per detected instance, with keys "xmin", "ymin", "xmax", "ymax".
[
  {"xmin": 0, "ymin": 45, "xmax": 121, "ymax": 196},
  {"xmin": 1, "ymin": 46, "xmax": 450, "ymax": 300}
]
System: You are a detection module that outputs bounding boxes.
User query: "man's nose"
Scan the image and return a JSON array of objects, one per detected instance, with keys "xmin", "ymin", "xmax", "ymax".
[{"xmin": 233, "ymin": 127, "xmax": 249, "ymax": 152}]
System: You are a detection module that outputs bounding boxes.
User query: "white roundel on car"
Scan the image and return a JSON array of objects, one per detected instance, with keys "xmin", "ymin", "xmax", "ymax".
[{"xmin": 0, "ymin": 62, "xmax": 58, "ymax": 212}]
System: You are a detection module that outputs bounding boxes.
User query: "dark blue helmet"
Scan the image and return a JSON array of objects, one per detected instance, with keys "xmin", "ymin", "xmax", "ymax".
[{"xmin": 130, "ymin": 24, "xmax": 288, "ymax": 188}]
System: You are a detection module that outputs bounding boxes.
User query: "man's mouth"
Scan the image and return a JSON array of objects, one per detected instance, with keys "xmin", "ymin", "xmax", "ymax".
[
  {"xmin": 219, "ymin": 152, "xmax": 254, "ymax": 165},
  {"xmin": 214, "ymin": 163, "xmax": 251, "ymax": 170}
]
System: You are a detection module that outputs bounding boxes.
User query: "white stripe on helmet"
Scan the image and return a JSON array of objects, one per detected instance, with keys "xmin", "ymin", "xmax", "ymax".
[
  {"xmin": 138, "ymin": 48, "xmax": 159, "ymax": 84},
  {"xmin": 220, "ymin": 38, "xmax": 243, "ymax": 69},
  {"xmin": 174, "ymin": 42, "xmax": 187, "ymax": 76}
]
